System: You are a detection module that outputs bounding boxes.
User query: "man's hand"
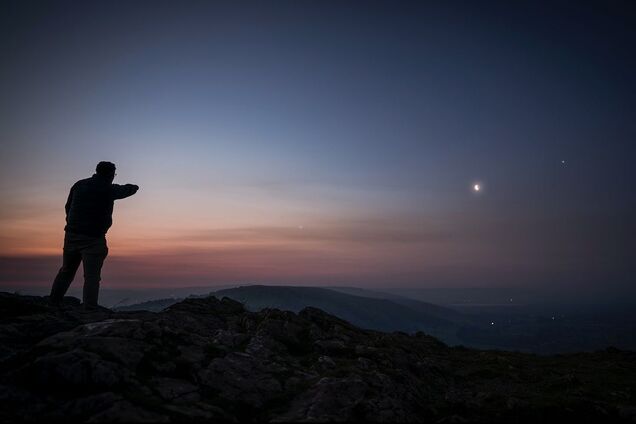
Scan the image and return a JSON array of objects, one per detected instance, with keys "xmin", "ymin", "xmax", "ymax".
[
  {"xmin": 112, "ymin": 183, "xmax": 139, "ymax": 200},
  {"xmin": 128, "ymin": 184, "xmax": 140, "ymax": 194}
]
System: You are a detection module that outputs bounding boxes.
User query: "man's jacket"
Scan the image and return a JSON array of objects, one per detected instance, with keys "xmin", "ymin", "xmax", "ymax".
[{"xmin": 64, "ymin": 174, "xmax": 138, "ymax": 237}]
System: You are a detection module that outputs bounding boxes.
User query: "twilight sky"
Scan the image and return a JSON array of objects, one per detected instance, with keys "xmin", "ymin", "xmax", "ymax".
[{"xmin": 1, "ymin": 1, "xmax": 634, "ymax": 293}]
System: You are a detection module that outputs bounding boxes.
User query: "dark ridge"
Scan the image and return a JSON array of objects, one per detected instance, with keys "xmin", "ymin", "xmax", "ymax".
[{"xmin": 1, "ymin": 291, "xmax": 635, "ymax": 422}]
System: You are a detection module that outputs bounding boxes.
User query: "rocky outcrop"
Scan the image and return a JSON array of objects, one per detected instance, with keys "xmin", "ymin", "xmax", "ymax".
[{"xmin": 0, "ymin": 292, "xmax": 635, "ymax": 422}]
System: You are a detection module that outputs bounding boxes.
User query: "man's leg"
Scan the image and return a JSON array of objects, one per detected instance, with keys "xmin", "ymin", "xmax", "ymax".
[
  {"xmin": 50, "ymin": 249, "xmax": 82, "ymax": 304},
  {"xmin": 81, "ymin": 243, "xmax": 108, "ymax": 308}
]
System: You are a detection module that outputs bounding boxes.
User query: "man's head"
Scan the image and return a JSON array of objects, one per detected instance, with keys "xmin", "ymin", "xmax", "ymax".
[{"xmin": 95, "ymin": 161, "xmax": 116, "ymax": 182}]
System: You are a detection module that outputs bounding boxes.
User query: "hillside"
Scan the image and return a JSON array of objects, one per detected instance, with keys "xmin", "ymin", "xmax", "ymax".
[
  {"xmin": 1, "ymin": 292, "xmax": 635, "ymax": 422},
  {"xmin": 111, "ymin": 286, "xmax": 636, "ymax": 354},
  {"xmin": 326, "ymin": 286, "xmax": 466, "ymax": 321},
  {"xmin": 117, "ymin": 285, "xmax": 469, "ymax": 345},
  {"xmin": 214, "ymin": 285, "xmax": 467, "ymax": 342}
]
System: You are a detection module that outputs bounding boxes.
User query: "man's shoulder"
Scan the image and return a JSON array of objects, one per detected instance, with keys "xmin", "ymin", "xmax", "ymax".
[
  {"xmin": 74, "ymin": 177, "xmax": 93, "ymax": 186},
  {"xmin": 72, "ymin": 176, "xmax": 109, "ymax": 193}
]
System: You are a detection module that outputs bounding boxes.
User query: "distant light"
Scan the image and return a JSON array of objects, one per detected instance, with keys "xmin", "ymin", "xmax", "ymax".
[
  {"xmin": 561, "ymin": 160, "xmax": 566, "ymax": 164},
  {"xmin": 551, "ymin": 316, "xmax": 555, "ymax": 320},
  {"xmin": 509, "ymin": 298, "xmax": 513, "ymax": 302},
  {"xmin": 473, "ymin": 184, "xmax": 481, "ymax": 192},
  {"xmin": 490, "ymin": 322, "xmax": 494, "ymax": 325}
]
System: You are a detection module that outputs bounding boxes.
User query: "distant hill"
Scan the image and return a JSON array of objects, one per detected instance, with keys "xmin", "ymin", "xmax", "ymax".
[
  {"xmin": 214, "ymin": 285, "xmax": 467, "ymax": 345},
  {"xmin": 114, "ymin": 297, "xmax": 184, "ymax": 312},
  {"xmin": 115, "ymin": 285, "xmax": 469, "ymax": 344},
  {"xmin": 113, "ymin": 285, "xmax": 636, "ymax": 354},
  {"xmin": 326, "ymin": 286, "xmax": 467, "ymax": 322}
]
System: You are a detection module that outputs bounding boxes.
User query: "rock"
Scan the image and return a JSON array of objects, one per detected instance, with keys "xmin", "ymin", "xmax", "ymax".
[
  {"xmin": 315, "ymin": 339, "xmax": 349, "ymax": 355},
  {"xmin": 198, "ymin": 352, "xmax": 283, "ymax": 408},
  {"xmin": 165, "ymin": 296, "xmax": 244, "ymax": 317},
  {"xmin": 150, "ymin": 377, "xmax": 200, "ymax": 402},
  {"xmin": 437, "ymin": 415, "xmax": 469, "ymax": 423},
  {"xmin": 276, "ymin": 377, "xmax": 368, "ymax": 422},
  {"xmin": 357, "ymin": 357, "xmax": 374, "ymax": 370},
  {"xmin": 85, "ymin": 400, "xmax": 169, "ymax": 423},
  {"xmin": 618, "ymin": 405, "xmax": 636, "ymax": 420},
  {"xmin": 62, "ymin": 392, "xmax": 125, "ymax": 418},
  {"xmin": 318, "ymin": 355, "xmax": 336, "ymax": 368},
  {"xmin": 0, "ymin": 292, "xmax": 635, "ymax": 423},
  {"xmin": 162, "ymin": 403, "xmax": 231, "ymax": 420},
  {"xmin": 24, "ymin": 349, "xmax": 131, "ymax": 388},
  {"xmin": 355, "ymin": 344, "xmax": 380, "ymax": 356}
]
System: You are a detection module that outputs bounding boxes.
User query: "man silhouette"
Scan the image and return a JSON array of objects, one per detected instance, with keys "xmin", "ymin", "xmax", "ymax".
[{"xmin": 49, "ymin": 161, "xmax": 139, "ymax": 309}]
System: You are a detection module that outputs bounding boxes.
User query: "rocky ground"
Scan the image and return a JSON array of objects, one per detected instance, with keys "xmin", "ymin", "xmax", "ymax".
[{"xmin": 0, "ymin": 292, "xmax": 635, "ymax": 422}]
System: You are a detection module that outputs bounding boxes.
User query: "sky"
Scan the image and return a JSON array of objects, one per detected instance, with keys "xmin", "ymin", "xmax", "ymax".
[{"xmin": 1, "ymin": 1, "xmax": 634, "ymax": 295}]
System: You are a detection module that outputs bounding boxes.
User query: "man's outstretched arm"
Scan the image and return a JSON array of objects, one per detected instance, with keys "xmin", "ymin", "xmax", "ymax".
[{"xmin": 111, "ymin": 183, "xmax": 139, "ymax": 200}]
